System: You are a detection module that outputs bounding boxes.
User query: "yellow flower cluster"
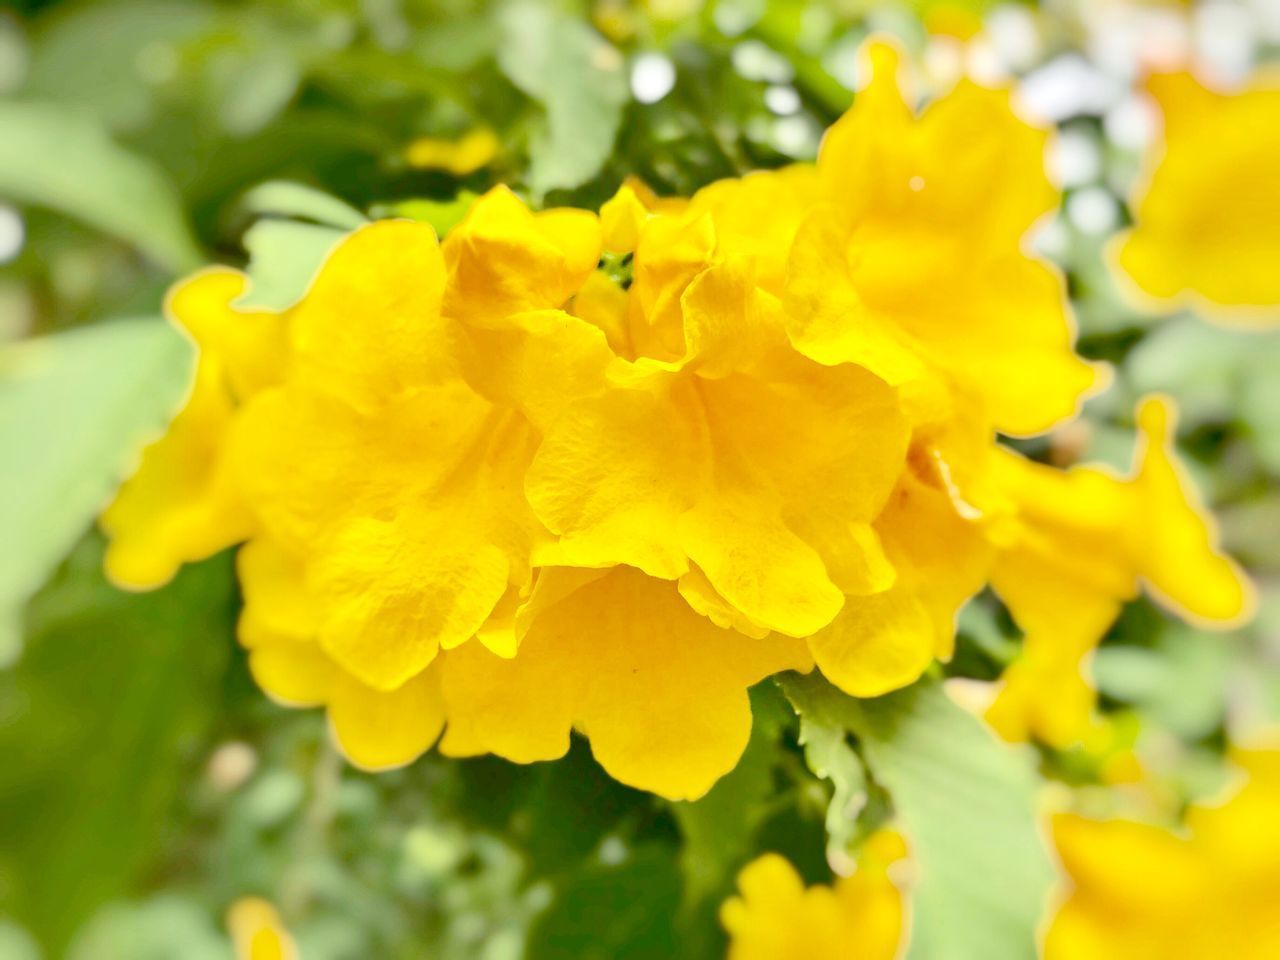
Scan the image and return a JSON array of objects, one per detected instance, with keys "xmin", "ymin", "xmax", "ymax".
[{"xmin": 103, "ymin": 40, "xmax": 1251, "ymax": 799}]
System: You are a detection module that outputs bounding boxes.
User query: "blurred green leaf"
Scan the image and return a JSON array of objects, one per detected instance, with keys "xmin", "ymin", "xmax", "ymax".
[
  {"xmin": 65, "ymin": 897, "xmax": 226, "ymax": 960},
  {"xmin": 673, "ymin": 685, "xmax": 784, "ymax": 906},
  {"xmin": 241, "ymin": 180, "xmax": 367, "ymax": 230},
  {"xmin": 212, "ymin": 48, "xmax": 301, "ymax": 138},
  {"xmin": 497, "ymin": 2, "xmax": 627, "ymax": 195},
  {"xmin": 796, "ymin": 706, "xmax": 870, "ymax": 863},
  {"xmin": 527, "ymin": 848, "xmax": 681, "ymax": 960},
  {"xmin": 0, "ymin": 319, "xmax": 193, "ymax": 664},
  {"xmin": 0, "ymin": 538, "xmax": 234, "ymax": 951},
  {"xmin": 0, "ymin": 101, "xmax": 202, "ymax": 272},
  {"xmin": 782, "ymin": 674, "xmax": 1054, "ymax": 960},
  {"xmin": 23, "ymin": 0, "xmax": 216, "ymax": 133},
  {"xmin": 0, "ymin": 920, "xmax": 42, "ymax": 960},
  {"xmin": 373, "ymin": 192, "xmax": 479, "ymax": 237},
  {"xmin": 234, "ymin": 220, "xmax": 344, "ymax": 311}
]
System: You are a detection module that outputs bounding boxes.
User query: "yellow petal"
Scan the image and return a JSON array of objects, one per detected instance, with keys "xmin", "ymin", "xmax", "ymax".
[
  {"xmin": 102, "ymin": 357, "xmax": 254, "ymax": 589},
  {"xmin": 806, "ymin": 589, "xmax": 936, "ymax": 697},
  {"xmin": 525, "ymin": 377, "xmax": 703, "ymax": 579},
  {"xmin": 247, "ymin": 635, "xmax": 336, "ymax": 707},
  {"xmin": 677, "ymin": 565, "xmax": 771, "ymax": 639},
  {"xmin": 404, "ymin": 128, "xmax": 499, "ymax": 175},
  {"xmin": 441, "ymin": 567, "xmax": 812, "ymax": 800},
  {"xmin": 311, "ymin": 514, "xmax": 509, "ymax": 689},
  {"xmin": 168, "ymin": 267, "xmax": 287, "ymax": 400},
  {"xmin": 570, "ymin": 269, "xmax": 633, "ymax": 357},
  {"xmin": 289, "ymin": 219, "xmax": 452, "ymax": 413},
  {"xmin": 1112, "ymin": 69, "xmax": 1280, "ymax": 325},
  {"xmin": 722, "ymin": 833, "xmax": 906, "ymax": 960},
  {"xmin": 460, "ymin": 308, "xmax": 616, "ymax": 430},
  {"xmin": 810, "ymin": 37, "xmax": 1098, "ymax": 436},
  {"xmin": 231, "ymin": 381, "xmax": 543, "ymax": 689},
  {"xmin": 327, "ymin": 662, "xmax": 447, "ymax": 771},
  {"xmin": 1128, "ymin": 395, "xmax": 1255, "ymax": 626},
  {"xmin": 443, "ymin": 185, "xmax": 601, "ymax": 326},
  {"xmin": 236, "ymin": 537, "xmax": 316, "ymax": 647},
  {"xmin": 227, "ymin": 898, "xmax": 297, "ymax": 960}
]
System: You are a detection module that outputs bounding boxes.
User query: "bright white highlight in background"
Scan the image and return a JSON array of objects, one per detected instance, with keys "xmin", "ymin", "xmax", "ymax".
[
  {"xmin": 0, "ymin": 205, "xmax": 24, "ymax": 265},
  {"xmin": 631, "ymin": 52, "xmax": 676, "ymax": 104}
]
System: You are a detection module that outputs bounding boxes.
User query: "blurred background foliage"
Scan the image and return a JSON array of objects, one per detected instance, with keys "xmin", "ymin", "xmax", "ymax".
[{"xmin": 1, "ymin": 0, "xmax": 1278, "ymax": 957}]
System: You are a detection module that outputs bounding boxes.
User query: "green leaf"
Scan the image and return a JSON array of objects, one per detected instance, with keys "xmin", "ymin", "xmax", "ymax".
[
  {"xmin": 234, "ymin": 219, "xmax": 345, "ymax": 312},
  {"xmin": 0, "ymin": 319, "xmax": 194, "ymax": 664},
  {"xmin": 527, "ymin": 848, "xmax": 681, "ymax": 960},
  {"xmin": 371, "ymin": 192, "xmax": 479, "ymax": 237},
  {"xmin": 796, "ymin": 708, "xmax": 872, "ymax": 867},
  {"xmin": 240, "ymin": 180, "xmax": 368, "ymax": 230},
  {"xmin": 672, "ymin": 685, "xmax": 787, "ymax": 906},
  {"xmin": 0, "ymin": 537, "xmax": 235, "ymax": 951},
  {"xmin": 497, "ymin": 2, "xmax": 628, "ymax": 195},
  {"xmin": 65, "ymin": 897, "xmax": 227, "ymax": 960},
  {"xmin": 0, "ymin": 101, "xmax": 201, "ymax": 273},
  {"xmin": 781, "ymin": 673, "xmax": 1054, "ymax": 960}
]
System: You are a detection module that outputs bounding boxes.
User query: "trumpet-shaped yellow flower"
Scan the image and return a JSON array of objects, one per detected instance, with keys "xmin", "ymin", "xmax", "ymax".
[
  {"xmin": 440, "ymin": 566, "xmax": 813, "ymax": 800},
  {"xmin": 1046, "ymin": 746, "xmax": 1280, "ymax": 960},
  {"xmin": 525, "ymin": 254, "xmax": 910, "ymax": 638},
  {"xmin": 789, "ymin": 40, "xmax": 1100, "ymax": 437},
  {"xmin": 237, "ymin": 538, "xmax": 448, "ymax": 771},
  {"xmin": 985, "ymin": 396, "xmax": 1253, "ymax": 746},
  {"xmin": 240, "ymin": 539, "xmax": 809, "ymax": 797},
  {"xmin": 229, "ymin": 218, "xmax": 560, "ymax": 691},
  {"xmin": 102, "ymin": 270, "xmax": 285, "ymax": 588},
  {"xmin": 721, "ymin": 831, "xmax": 907, "ymax": 960},
  {"xmin": 227, "ymin": 898, "xmax": 297, "ymax": 960},
  {"xmin": 1114, "ymin": 69, "xmax": 1280, "ymax": 325}
]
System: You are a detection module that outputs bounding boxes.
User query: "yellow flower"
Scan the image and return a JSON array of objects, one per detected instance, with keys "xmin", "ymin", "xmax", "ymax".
[
  {"xmin": 227, "ymin": 898, "xmax": 297, "ymax": 960},
  {"xmin": 238, "ymin": 538, "xmax": 447, "ymax": 771},
  {"xmin": 439, "ymin": 566, "xmax": 812, "ymax": 800},
  {"xmin": 101, "ymin": 36, "xmax": 1249, "ymax": 804},
  {"xmin": 404, "ymin": 128, "xmax": 500, "ymax": 175},
  {"xmin": 525, "ymin": 251, "xmax": 910, "ymax": 640},
  {"xmin": 228, "ymin": 208, "xmax": 597, "ymax": 691},
  {"xmin": 788, "ymin": 40, "xmax": 1101, "ymax": 437},
  {"xmin": 101, "ymin": 269, "xmax": 285, "ymax": 589},
  {"xmin": 1046, "ymin": 746, "xmax": 1280, "ymax": 960},
  {"xmin": 721, "ymin": 831, "xmax": 907, "ymax": 960},
  {"xmin": 239, "ymin": 539, "xmax": 809, "ymax": 797},
  {"xmin": 985, "ymin": 395, "xmax": 1254, "ymax": 746},
  {"xmin": 1113, "ymin": 69, "xmax": 1280, "ymax": 326}
]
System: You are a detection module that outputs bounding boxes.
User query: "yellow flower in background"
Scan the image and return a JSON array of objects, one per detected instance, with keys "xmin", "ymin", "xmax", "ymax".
[
  {"xmin": 1114, "ymin": 68, "xmax": 1280, "ymax": 326},
  {"xmin": 102, "ymin": 269, "xmax": 285, "ymax": 589},
  {"xmin": 791, "ymin": 39, "xmax": 1101, "ymax": 438},
  {"xmin": 404, "ymin": 128, "xmax": 500, "ymax": 176},
  {"xmin": 985, "ymin": 395, "xmax": 1254, "ymax": 747},
  {"xmin": 721, "ymin": 831, "xmax": 907, "ymax": 960},
  {"xmin": 227, "ymin": 897, "xmax": 297, "ymax": 960},
  {"xmin": 1046, "ymin": 746, "xmax": 1280, "ymax": 960}
]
